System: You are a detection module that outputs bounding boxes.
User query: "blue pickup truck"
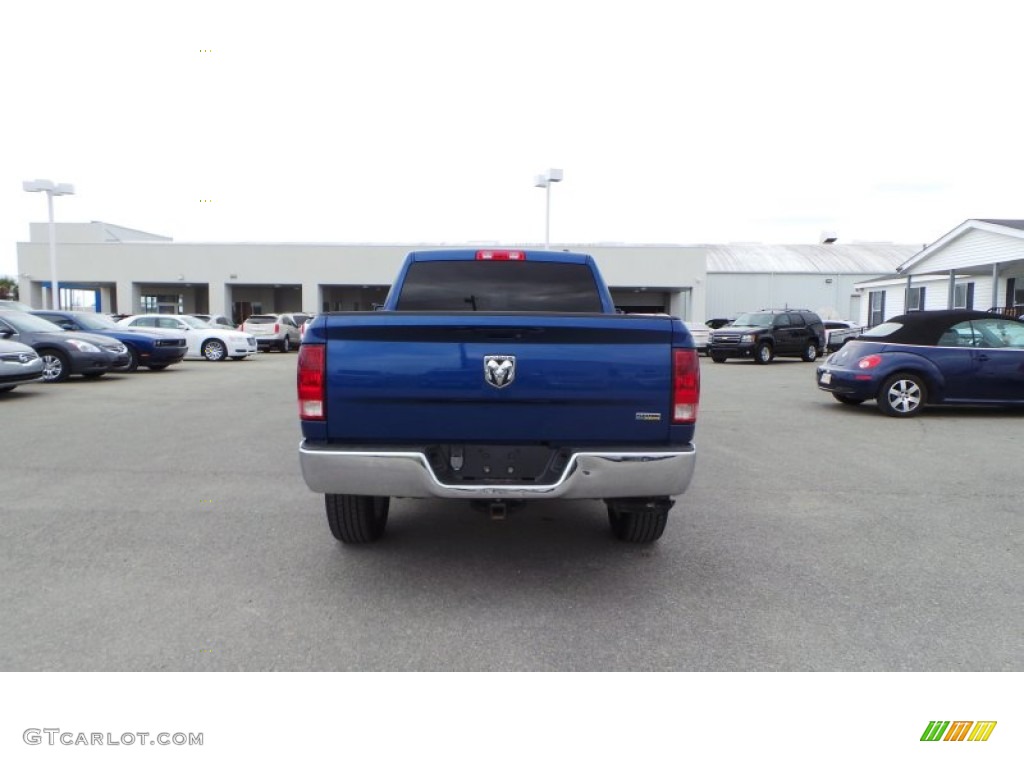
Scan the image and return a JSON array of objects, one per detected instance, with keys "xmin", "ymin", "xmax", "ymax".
[{"xmin": 298, "ymin": 249, "xmax": 700, "ymax": 544}]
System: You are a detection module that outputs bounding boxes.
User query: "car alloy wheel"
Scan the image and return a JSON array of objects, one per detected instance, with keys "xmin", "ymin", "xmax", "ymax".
[
  {"xmin": 202, "ymin": 339, "xmax": 227, "ymax": 361},
  {"xmin": 802, "ymin": 343, "xmax": 818, "ymax": 362},
  {"xmin": 41, "ymin": 351, "xmax": 71, "ymax": 382},
  {"xmin": 878, "ymin": 373, "xmax": 925, "ymax": 417},
  {"xmin": 755, "ymin": 343, "xmax": 774, "ymax": 364}
]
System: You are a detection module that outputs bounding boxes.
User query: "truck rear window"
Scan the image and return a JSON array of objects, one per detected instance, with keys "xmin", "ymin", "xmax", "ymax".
[{"xmin": 395, "ymin": 261, "xmax": 604, "ymax": 312}]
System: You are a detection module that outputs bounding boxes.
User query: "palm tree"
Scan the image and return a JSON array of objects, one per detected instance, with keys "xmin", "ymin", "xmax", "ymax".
[{"xmin": 0, "ymin": 276, "xmax": 18, "ymax": 301}]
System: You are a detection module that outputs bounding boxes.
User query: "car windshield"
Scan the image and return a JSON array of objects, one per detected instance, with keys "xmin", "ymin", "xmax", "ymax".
[
  {"xmin": 731, "ymin": 313, "xmax": 775, "ymax": 327},
  {"xmin": 181, "ymin": 316, "xmax": 212, "ymax": 329},
  {"xmin": 0, "ymin": 311, "xmax": 65, "ymax": 333}
]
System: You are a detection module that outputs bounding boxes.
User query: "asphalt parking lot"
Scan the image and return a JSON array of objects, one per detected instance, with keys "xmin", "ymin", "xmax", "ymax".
[{"xmin": 1, "ymin": 352, "xmax": 1020, "ymax": 671}]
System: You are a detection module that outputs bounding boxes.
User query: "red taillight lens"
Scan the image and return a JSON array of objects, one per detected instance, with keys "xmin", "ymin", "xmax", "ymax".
[
  {"xmin": 297, "ymin": 345, "xmax": 325, "ymax": 420},
  {"xmin": 672, "ymin": 348, "xmax": 700, "ymax": 423},
  {"xmin": 857, "ymin": 355, "xmax": 882, "ymax": 370},
  {"xmin": 274, "ymin": 323, "xmax": 280, "ymax": 334},
  {"xmin": 476, "ymin": 250, "xmax": 526, "ymax": 261}
]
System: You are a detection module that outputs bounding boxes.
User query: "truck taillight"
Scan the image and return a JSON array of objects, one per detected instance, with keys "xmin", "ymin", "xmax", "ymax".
[
  {"xmin": 672, "ymin": 348, "xmax": 700, "ymax": 423},
  {"xmin": 297, "ymin": 344, "xmax": 325, "ymax": 420},
  {"xmin": 476, "ymin": 250, "xmax": 526, "ymax": 261}
]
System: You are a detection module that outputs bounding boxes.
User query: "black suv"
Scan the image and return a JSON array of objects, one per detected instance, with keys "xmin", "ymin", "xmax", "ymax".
[{"xmin": 709, "ymin": 309, "xmax": 826, "ymax": 364}]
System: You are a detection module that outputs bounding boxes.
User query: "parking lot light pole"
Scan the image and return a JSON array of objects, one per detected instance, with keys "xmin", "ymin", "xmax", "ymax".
[
  {"xmin": 533, "ymin": 168, "xmax": 563, "ymax": 249},
  {"xmin": 22, "ymin": 179, "xmax": 75, "ymax": 309}
]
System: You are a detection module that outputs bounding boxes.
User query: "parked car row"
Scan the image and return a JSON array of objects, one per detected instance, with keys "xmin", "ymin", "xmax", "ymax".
[
  {"xmin": 0, "ymin": 309, "xmax": 266, "ymax": 386},
  {"xmin": 164, "ymin": 312, "xmax": 314, "ymax": 352},
  {"xmin": 11, "ymin": 304, "xmax": 1019, "ymax": 421},
  {"xmin": 117, "ymin": 314, "xmax": 257, "ymax": 361},
  {"xmin": 0, "ymin": 310, "xmax": 132, "ymax": 383},
  {"xmin": 32, "ymin": 310, "xmax": 188, "ymax": 371}
]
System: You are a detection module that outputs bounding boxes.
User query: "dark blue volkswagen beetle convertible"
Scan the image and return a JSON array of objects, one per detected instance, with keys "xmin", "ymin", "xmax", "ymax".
[{"xmin": 816, "ymin": 309, "xmax": 1024, "ymax": 417}]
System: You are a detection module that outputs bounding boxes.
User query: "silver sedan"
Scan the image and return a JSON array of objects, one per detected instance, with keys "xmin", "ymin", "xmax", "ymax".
[{"xmin": 0, "ymin": 338, "xmax": 44, "ymax": 392}]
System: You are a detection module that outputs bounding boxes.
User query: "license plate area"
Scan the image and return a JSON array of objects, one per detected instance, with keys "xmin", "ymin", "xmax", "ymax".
[
  {"xmin": 425, "ymin": 444, "xmax": 571, "ymax": 485},
  {"xmin": 820, "ymin": 372, "xmax": 832, "ymax": 385}
]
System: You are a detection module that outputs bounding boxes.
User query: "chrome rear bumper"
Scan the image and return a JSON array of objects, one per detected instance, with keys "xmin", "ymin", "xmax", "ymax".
[{"xmin": 299, "ymin": 441, "xmax": 696, "ymax": 500}]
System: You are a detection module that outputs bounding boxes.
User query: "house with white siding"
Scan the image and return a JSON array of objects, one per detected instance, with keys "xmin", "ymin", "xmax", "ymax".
[{"xmin": 853, "ymin": 219, "xmax": 1024, "ymax": 326}]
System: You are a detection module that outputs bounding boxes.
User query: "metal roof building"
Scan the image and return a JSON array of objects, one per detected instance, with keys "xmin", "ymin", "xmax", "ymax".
[
  {"xmin": 703, "ymin": 242, "xmax": 920, "ymax": 321},
  {"xmin": 15, "ymin": 221, "xmax": 919, "ymax": 325}
]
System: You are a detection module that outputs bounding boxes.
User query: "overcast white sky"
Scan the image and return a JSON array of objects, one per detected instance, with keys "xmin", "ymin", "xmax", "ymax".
[{"xmin": 3, "ymin": 0, "xmax": 1022, "ymax": 278}]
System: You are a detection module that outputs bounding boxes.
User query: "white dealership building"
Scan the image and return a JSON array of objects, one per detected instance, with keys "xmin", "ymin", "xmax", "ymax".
[{"xmin": 14, "ymin": 221, "xmax": 918, "ymax": 323}]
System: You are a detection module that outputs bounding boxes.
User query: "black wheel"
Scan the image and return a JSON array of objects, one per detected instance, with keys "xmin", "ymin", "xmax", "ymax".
[
  {"xmin": 832, "ymin": 393, "xmax": 866, "ymax": 406},
  {"xmin": 280, "ymin": 336, "xmax": 291, "ymax": 352},
  {"xmin": 202, "ymin": 339, "xmax": 227, "ymax": 361},
  {"xmin": 754, "ymin": 342, "xmax": 774, "ymax": 364},
  {"xmin": 147, "ymin": 364, "xmax": 169, "ymax": 370},
  {"xmin": 326, "ymin": 494, "xmax": 390, "ymax": 543},
  {"xmin": 877, "ymin": 373, "xmax": 926, "ymax": 417},
  {"xmin": 711, "ymin": 353, "xmax": 727, "ymax": 363},
  {"xmin": 801, "ymin": 342, "xmax": 820, "ymax": 362},
  {"xmin": 40, "ymin": 349, "xmax": 71, "ymax": 382},
  {"xmin": 606, "ymin": 498, "xmax": 673, "ymax": 543},
  {"xmin": 123, "ymin": 345, "xmax": 140, "ymax": 372}
]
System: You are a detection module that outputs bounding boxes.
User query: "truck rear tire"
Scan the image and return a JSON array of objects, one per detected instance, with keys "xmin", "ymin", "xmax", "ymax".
[
  {"xmin": 606, "ymin": 498, "xmax": 673, "ymax": 543},
  {"xmin": 326, "ymin": 494, "xmax": 390, "ymax": 544}
]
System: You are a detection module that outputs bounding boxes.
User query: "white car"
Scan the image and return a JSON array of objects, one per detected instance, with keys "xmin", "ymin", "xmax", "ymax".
[
  {"xmin": 684, "ymin": 321, "xmax": 712, "ymax": 355},
  {"xmin": 823, "ymin": 319, "xmax": 864, "ymax": 352},
  {"xmin": 117, "ymin": 314, "xmax": 258, "ymax": 361}
]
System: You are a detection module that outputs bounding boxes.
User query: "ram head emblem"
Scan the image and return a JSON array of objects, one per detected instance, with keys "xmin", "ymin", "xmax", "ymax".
[{"xmin": 484, "ymin": 355, "xmax": 516, "ymax": 389}]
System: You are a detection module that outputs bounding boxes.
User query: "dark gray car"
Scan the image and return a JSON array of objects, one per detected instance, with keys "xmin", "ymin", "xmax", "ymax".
[{"xmin": 0, "ymin": 310, "xmax": 130, "ymax": 382}]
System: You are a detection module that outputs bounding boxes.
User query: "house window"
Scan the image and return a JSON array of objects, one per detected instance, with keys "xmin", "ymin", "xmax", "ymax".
[
  {"xmin": 907, "ymin": 286, "xmax": 926, "ymax": 311},
  {"xmin": 868, "ymin": 291, "xmax": 886, "ymax": 326},
  {"xmin": 953, "ymin": 282, "xmax": 974, "ymax": 310}
]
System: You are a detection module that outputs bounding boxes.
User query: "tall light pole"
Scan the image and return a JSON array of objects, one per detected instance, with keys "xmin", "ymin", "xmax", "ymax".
[
  {"xmin": 23, "ymin": 179, "xmax": 75, "ymax": 309},
  {"xmin": 533, "ymin": 168, "xmax": 563, "ymax": 249}
]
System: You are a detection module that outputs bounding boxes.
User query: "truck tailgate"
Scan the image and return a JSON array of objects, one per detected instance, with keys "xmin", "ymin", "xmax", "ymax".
[{"xmin": 321, "ymin": 313, "xmax": 686, "ymax": 444}]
